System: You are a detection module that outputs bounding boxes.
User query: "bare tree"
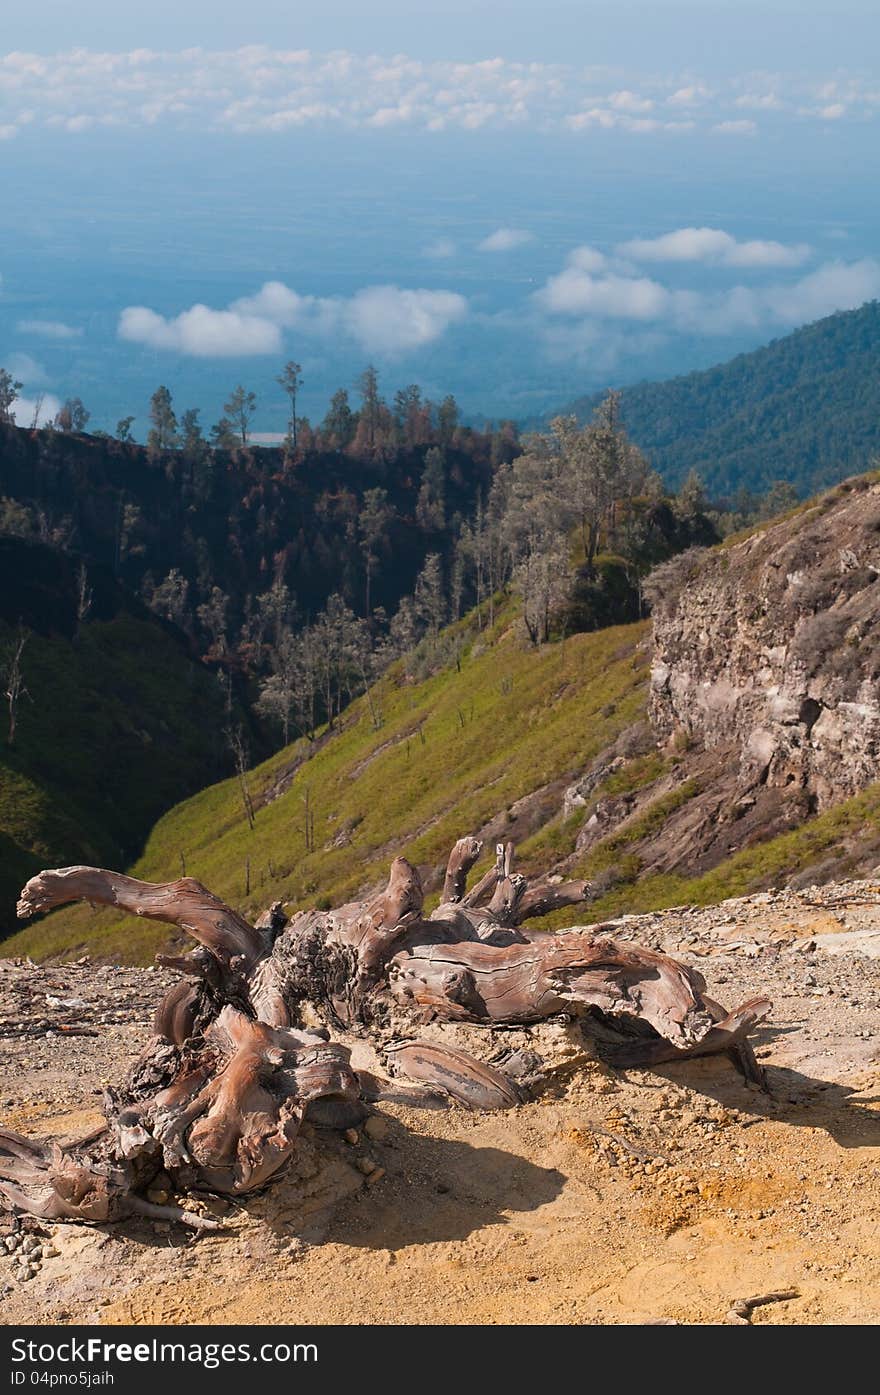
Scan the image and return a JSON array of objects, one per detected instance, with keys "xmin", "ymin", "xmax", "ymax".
[
  {"xmin": 226, "ymin": 725, "xmax": 256, "ymax": 830},
  {"xmin": 3, "ymin": 626, "xmax": 30, "ymax": 745},
  {"xmin": 224, "ymin": 385, "xmax": 257, "ymax": 446},
  {"xmin": 75, "ymin": 563, "xmax": 93, "ymax": 640},
  {"xmin": 277, "ymin": 361, "xmax": 303, "ymax": 451}
]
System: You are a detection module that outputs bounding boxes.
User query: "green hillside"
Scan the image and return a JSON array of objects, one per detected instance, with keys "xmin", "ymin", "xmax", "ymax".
[
  {"xmin": 4, "ymin": 610, "xmax": 652, "ymax": 961},
  {"xmin": 565, "ymin": 301, "xmax": 880, "ymax": 498},
  {"xmin": 0, "ymin": 538, "xmax": 243, "ymax": 936}
]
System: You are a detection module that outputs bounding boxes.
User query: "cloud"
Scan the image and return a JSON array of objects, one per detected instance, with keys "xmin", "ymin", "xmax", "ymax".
[
  {"xmin": 762, "ymin": 258, "xmax": 880, "ymax": 325},
  {"xmin": 478, "ymin": 227, "xmax": 535, "ymax": 252},
  {"xmin": 13, "ymin": 394, "xmax": 61, "ymax": 426},
  {"xmin": 16, "ymin": 318, "xmax": 82, "ymax": 339},
  {"xmin": 536, "ymin": 266, "xmax": 669, "ymax": 320},
  {"xmin": 344, "ymin": 286, "xmax": 467, "ymax": 353},
  {"xmin": 712, "ymin": 119, "xmax": 757, "ymax": 135},
  {"xmin": 2, "ymin": 47, "xmax": 876, "ymax": 139},
  {"xmin": 607, "ymin": 89, "xmax": 654, "ymax": 113},
  {"xmin": 533, "ymin": 240, "xmax": 879, "ymax": 347},
  {"xmin": 118, "ymin": 304, "xmax": 282, "ymax": 356},
  {"xmin": 566, "ymin": 107, "xmax": 693, "ymax": 133},
  {"xmin": 667, "ymin": 84, "xmax": 712, "ymax": 107},
  {"xmin": 118, "ymin": 281, "xmax": 468, "ymax": 359},
  {"xmin": 618, "ymin": 226, "xmax": 811, "ymax": 268}
]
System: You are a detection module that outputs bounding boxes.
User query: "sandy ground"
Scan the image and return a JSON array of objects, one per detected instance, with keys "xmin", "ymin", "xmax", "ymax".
[{"xmin": 1, "ymin": 882, "xmax": 879, "ymax": 1326}]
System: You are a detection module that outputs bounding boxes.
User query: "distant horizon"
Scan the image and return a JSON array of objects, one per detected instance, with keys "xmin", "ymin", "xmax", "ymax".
[{"xmin": 2, "ymin": 19, "xmax": 879, "ymax": 432}]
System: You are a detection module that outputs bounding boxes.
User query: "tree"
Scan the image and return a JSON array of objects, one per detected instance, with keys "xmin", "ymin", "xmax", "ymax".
[
  {"xmin": 358, "ymin": 487, "xmax": 391, "ymax": 617},
  {"xmin": 321, "ymin": 388, "xmax": 355, "ymax": 448},
  {"xmin": 393, "ymin": 384, "xmax": 425, "ymax": 446},
  {"xmin": 677, "ymin": 469, "xmax": 707, "ymax": 520},
  {"xmin": 8, "ymin": 843, "xmax": 767, "ymax": 1223},
  {"xmin": 55, "ymin": 398, "xmax": 90, "ymax": 433},
  {"xmin": 760, "ymin": 480, "xmax": 799, "ymax": 520},
  {"xmin": 3, "ymin": 625, "xmax": 30, "ymax": 745},
  {"xmin": 75, "ymin": 563, "xmax": 92, "ymax": 639},
  {"xmin": 255, "ymin": 578, "xmax": 294, "ymax": 650},
  {"xmin": 414, "ymin": 553, "xmax": 446, "ymax": 645},
  {"xmin": 210, "ymin": 416, "xmax": 237, "ymax": 450},
  {"xmin": 224, "ymin": 385, "xmax": 257, "ymax": 446},
  {"xmin": 358, "ymin": 365, "xmax": 382, "ymax": 449},
  {"xmin": 0, "ymin": 368, "xmax": 23, "ymax": 425},
  {"xmin": 277, "ymin": 361, "xmax": 303, "ymax": 451},
  {"xmin": 196, "ymin": 587, "xmax": 229, "ymax": 653},
  {"xmin": 416, "ymin": 447, "xmax": 446, "ymax": 531},
  {"xmin": 115, "ymin": 416, "xmax": 135, "ymax": 443},
  {"xmin": 437, "ymin": 394, "xmax": 459, "ymax": 444},
  {"xmin": 147, "ymin": 386, "xmax": 178, "ymax": 454},
  {"xmin": 148, "ymin": 568, "xmax": 190, "ymax": 630}
]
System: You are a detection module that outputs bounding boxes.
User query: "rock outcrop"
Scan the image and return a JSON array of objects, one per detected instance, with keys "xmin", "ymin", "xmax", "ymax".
[{"xmin": 648, "ymin": 474, "xmax": 880, "ymax": 810}]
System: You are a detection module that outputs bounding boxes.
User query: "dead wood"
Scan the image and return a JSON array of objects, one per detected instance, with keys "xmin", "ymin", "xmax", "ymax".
[{"xmin": 5, "ymin": 837, "xmax": 772, "ymax": 1228}]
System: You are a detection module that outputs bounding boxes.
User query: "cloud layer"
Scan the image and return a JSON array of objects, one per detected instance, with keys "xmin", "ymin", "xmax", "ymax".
[
  {"xmin": 0, "ymin": 47, "xmax": 878, "ymax": 140},
  {"xmin": 119, "ymin": 281, "xmax": 468, "ymax": 358},
  {"xmin": 534, "ymin": 238, "xmax": 880, "ymax": 346}
]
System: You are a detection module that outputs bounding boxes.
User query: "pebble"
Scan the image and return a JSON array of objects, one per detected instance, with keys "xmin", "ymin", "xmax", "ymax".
[
  {"xmin": 365, "ymin": 1167, "xmax": 386, "ymax": 1186},
  {"xmin": 355, "ymin": 1156, "xmax": 377, "ymax": 1175},
  {"xmin": 364, "ymin": 1116, "xmax": 389, "ymax": 1142},
  {"xmin": 343, "ymin": 1128, "xmax": 359, "ymax": 1146}
]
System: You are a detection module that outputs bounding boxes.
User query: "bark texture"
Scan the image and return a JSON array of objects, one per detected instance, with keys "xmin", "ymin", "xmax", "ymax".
[{"xmin": 4, "ymin": 838, "xmax": 770, "ymax": 1228}]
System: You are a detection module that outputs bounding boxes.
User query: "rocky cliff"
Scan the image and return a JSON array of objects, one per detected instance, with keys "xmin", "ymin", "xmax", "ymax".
[{"xmin": 649, "ymin": 473, "xmax": 880, "ymax": 810}]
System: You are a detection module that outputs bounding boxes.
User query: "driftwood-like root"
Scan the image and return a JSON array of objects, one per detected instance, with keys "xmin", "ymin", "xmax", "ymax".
[{"xmin": 7, "ymin": 837, "xmax": 772, "ymax": 1228}]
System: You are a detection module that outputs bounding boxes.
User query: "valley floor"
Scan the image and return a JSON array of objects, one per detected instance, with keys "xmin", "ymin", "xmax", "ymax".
[{"xmin": 1, "ymin": 882, "xmax": 879, "ymax": 1326}]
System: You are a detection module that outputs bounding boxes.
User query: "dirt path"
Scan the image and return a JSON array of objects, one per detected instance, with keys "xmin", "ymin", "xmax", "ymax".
[{"xmin": 2, "ymin": 884, "xmax": 879, "ymax": 1326}]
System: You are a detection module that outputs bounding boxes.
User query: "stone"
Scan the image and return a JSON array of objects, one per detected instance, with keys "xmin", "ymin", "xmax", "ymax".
[{"xmin": 363, "ymin": 1115, "xmax": 389, "ymax": 1141}]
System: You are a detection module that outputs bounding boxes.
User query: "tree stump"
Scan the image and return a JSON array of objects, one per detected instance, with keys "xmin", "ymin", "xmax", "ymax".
[{"xmin": 2, "ymin": 838, "xmax": 770, "ymax": 1228}]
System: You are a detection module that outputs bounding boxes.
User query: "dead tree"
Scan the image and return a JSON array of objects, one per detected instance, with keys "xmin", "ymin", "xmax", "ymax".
[{"xmin": 2, "ymin": 838, "xmax": 770, "ymax": 1229}]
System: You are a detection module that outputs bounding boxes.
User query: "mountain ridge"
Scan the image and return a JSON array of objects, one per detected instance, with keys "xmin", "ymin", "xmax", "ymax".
[{"xmin": 562, "ymin": 300, "xmax": 880, "ymax": 498}]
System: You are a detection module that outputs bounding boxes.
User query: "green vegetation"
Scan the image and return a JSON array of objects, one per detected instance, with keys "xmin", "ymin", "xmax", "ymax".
[
  {"xmin": 0, "ymin": 539, "xmax": 238, "ymax": 936},
  {"xmin": 5, "ymin": 613, "xmax": 651, "ymax": 961},
  {"xmin": 566, "ymin": 300, "xmax": 880, "ymax": 498}
]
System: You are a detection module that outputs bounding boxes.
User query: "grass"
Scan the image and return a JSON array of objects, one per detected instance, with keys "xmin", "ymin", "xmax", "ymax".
[{"xmin": 7, "ymin": 610, "xmax": 652, "ymax": 961}]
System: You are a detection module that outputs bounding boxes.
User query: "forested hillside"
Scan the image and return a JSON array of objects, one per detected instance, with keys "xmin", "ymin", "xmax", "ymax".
[
  {"xmin": 566, "ymin": 301, "xmax": 880, "ymax": 498},
  {"xmin": 0, "ymin": 537, "xmax": 244, "ymax": 934}
]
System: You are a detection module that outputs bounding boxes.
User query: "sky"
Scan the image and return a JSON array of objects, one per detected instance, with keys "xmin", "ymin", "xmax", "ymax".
[{"xmin": 1, "ymin": 3, "xmax": 879, "ymax": 436}]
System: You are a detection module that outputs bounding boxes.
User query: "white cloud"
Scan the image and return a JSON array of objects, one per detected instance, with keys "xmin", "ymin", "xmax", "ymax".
[
  {"xmin": 478, "ymin": 227, "xmax": 535, "ymax": 252},
  {"xmin": 536, "ymin": 266, "xmax": 669, "ymax": 320},
  {"xmin": 567, "ymin": 246, "xmax": 609, "ymax": 274},
  {"xmin": 532, "ymin": 239, "xmax": 878, "ymax": 348},
  {"xmin": 16, "ymin": 318, "xmax": 82, "ymax": 339},
  {"xmin": 13, "ymin": 393, "xmax": 61, "ymax": 427},
  {"xmin": 763, "ymin": 258, "xmax": 880, "ymax": 324},
  {"xmin": 667, "ymin": 84, "xmax": 712, "ymax": 107},
  {"xmin": 1, "ymin": 47, "xmax": 874, "ymax": 138},
  {"xmin": 343, "ymin": 285, "xmax": 467, "ymax": 353},
  {"xmin": 118, "ymin": 304, "xmax": 282, "ymax": 356},
  {"xmin": 118, "ymin": 281, "xmax": 468, "ymax": 359},
  {"xmin": 619, "ymin": 226, "xmax": 810, "ymax": 268},
  {"xmin": 607, "ymin": 89, "xmax": 653, "ymax": 112},
  {"xmin": 712, "ymin": 119, "xmax": 757, "ymax": 135}
]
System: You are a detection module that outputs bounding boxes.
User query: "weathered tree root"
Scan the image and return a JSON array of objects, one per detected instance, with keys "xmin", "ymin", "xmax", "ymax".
[{"xmin": 4, "ymin": 838, "xmax": 771, "ymax": 1228}]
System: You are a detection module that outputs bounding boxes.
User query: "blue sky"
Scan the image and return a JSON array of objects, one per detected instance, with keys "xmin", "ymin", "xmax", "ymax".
[{"xmin": 1, "ymin": 4, "xmax": 879, "ymax": 435}]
